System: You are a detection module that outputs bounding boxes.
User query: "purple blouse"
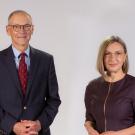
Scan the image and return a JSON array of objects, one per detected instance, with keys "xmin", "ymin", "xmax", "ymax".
[{"xmin": 85, "ymin": 74, "xmax": 135, "ymax": 133}]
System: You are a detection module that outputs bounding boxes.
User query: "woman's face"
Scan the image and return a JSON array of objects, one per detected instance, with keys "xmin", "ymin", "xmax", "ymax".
[{"xmin": 104, "ymin": 42, "xmax": 127, "ymax": 74}]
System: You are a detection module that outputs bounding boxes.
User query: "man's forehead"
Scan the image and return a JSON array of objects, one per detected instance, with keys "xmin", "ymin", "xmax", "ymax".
[{"xmin": 9, "ymin": 13, "xmax": 32, "ymax": 24}]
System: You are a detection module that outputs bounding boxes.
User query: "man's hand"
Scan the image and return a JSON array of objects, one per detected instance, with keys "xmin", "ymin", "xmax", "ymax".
[
  {"xmin": 13, "ymin": 120, "xmax": 41, "ymax": 135},
  {"xmin": 21, "ymin": 120, "xmax": 41, "ymax": 132}
]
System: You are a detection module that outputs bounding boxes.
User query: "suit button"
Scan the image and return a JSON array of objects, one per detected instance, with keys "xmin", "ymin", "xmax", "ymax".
[{"xmin": 24, "ymin": 106, "xmax": 27, "ymax": 110}]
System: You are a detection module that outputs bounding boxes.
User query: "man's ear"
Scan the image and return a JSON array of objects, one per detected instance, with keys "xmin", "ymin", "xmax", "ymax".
[
  {"xmin": 6, "ymin": 25, "xmax": 11, "ymax": 36},
  {"xmin": 31, "ymin": 25, "xmax": 34, "ymax": 35}
]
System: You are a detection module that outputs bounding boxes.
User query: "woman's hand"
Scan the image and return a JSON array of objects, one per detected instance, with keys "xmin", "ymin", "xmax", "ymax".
[
  {"xmin": 100, "ymin": 131, "xmax": 118, "ymax": 135},
  {"xmin": 84, "ymin": 121, "xmax": 99, "ymax": 135},
  {"xmin": 87, "ymin": 128, "xmax": 100, "ymax": 135}
]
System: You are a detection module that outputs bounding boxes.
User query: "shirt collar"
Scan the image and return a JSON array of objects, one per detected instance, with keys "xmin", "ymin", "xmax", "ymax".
[{"xmin": 12, "ymin": 45, "xmax": 30, "ymax": 58}]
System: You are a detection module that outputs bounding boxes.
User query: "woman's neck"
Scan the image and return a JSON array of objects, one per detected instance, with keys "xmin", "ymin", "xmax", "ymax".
[{"xmin": 104, "ymin": 71, "xmax": 126, "ymax": 82}]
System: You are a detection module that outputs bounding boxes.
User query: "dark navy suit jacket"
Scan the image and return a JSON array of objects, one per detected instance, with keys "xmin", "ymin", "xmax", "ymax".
[{"xmin": 0, "ymin": 46, "xmax": 61, "ymax": 135}]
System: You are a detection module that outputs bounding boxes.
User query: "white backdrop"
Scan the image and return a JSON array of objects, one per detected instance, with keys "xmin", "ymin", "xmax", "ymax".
[{"xmin": 1, "ymin": 0, "xmax": 135, "ymax": 135}]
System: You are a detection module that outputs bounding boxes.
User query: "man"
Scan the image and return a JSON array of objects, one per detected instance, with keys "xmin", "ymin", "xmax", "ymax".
[{"xmin": 0, "ymin": 10, "xmax": 61, "ymax": 135}]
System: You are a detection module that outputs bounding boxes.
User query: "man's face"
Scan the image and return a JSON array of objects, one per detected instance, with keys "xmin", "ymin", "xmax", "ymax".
[{"xmin": 6, "ymin": 13, "xmax": 34, "ymax": 50}]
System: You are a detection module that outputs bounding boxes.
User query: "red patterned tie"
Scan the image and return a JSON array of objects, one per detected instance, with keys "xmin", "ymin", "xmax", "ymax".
[{"xmin": 18, "ymin": 53, "xmax": 27, "ymax": 95}]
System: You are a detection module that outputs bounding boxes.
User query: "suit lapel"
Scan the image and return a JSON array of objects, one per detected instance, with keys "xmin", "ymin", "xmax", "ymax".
[
  {"xmin": 3, "ymin": 46, "xmax": 39, "ymax": 101},
  {"xmin": 4, "ymin": 46, "xmax": 23, "ymax": 98},
  {"xmin": 24, "ymin": 47, "xmax": 39, "ymax": 100}
]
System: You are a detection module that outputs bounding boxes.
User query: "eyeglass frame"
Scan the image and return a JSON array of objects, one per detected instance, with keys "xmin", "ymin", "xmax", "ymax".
[
  {"xmin": 7, "ymin": 24, "xmax": 33, "ymax": 32},
  {"xmin": 104, "ymin": 51, "xmax": 126, "ymax": 59}
]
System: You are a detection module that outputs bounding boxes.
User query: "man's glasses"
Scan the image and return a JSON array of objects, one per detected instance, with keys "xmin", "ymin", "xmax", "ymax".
[{"xmin": 8, "ymin": 24, "xmax": 33, "ymax": 32}]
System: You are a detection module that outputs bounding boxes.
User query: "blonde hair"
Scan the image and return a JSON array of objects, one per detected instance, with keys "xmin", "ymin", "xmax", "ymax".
[{"xmin": 96, "ymin": 35, "xmax": 129, "ymax": 77}]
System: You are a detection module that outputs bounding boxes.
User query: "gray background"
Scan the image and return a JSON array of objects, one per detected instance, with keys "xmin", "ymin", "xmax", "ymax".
[{"xmin": 1, "ymin": 0, "xmax": 135, "ymax": 135}]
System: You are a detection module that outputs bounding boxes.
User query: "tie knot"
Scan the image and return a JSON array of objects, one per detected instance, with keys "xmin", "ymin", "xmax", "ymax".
[{"xmin": 18, "ymin": 53, "xmax": 27, "ymax": 59}]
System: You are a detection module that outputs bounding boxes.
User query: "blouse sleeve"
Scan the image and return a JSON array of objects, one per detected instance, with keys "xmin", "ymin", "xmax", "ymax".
[
  {"xmin": 132, "ymin": 86, "xmax": 135, "ymax": 113},
  {"xmin": 129, "ymin": 80, "xmax": 135, "ymax": 113},
  {"xmin": 84, "ymin": 81, "xmax": 95, "ymax": 123}
]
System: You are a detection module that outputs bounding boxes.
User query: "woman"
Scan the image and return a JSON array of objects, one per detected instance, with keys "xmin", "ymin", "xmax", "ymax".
[{"xmin": 84, "ymin": 36, "xmax": 135, "ymax": 135}]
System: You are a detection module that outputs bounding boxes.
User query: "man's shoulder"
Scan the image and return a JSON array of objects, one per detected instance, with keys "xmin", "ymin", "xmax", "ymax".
[
  {"xmin": 0, "ymin": 46, "xmax": 11, "ymax": 56},
  {"xmin": 30, "ymin": 46, "xmax": 53, "ymax": 59}
]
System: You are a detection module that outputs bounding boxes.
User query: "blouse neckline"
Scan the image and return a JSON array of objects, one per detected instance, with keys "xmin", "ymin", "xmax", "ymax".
[{"xmin": 103, "ymin": 74, "xmax": 127, "ymax": 84}]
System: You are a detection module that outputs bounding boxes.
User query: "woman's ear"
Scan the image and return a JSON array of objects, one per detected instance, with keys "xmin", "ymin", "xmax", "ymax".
[{"xmin": 124, "ymin": 53, "xmax": 127, "ymax": 61}]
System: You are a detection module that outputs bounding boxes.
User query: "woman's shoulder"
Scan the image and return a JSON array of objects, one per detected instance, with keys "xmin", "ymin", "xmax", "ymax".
[
  {"xmin": 124, "ymin": 74, "xmax": 135, "ymax": 97},
  {"xmin": 87, "ymin": 76, "xmax": 104, "ymax": 88},
  {"xmin": 125, "ymin": 74, "xmax": 135, "ymax": 82},
  {"xmin": 125, "ymin": 74, "xmax": 135, "ymax": 85},
  {"xmin": 85, "ymin": 77, "xmax": 104, "ymax": 95}
]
